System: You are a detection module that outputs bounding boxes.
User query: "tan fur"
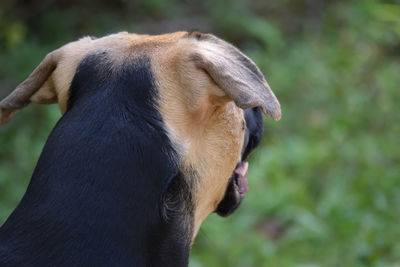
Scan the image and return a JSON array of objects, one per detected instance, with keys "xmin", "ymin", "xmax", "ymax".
[
  {"xmin": 151, "ymin": 43, "xmax": 245, "ymax": 235},
  {"xmin": 0, "ymin": 31, "xmax": 281, "ymax": 242}
]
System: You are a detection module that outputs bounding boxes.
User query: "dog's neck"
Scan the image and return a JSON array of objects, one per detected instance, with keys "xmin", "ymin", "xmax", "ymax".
[{"xmin": 0, "ymin": 55, "xmax": 193, "ymax": 266}]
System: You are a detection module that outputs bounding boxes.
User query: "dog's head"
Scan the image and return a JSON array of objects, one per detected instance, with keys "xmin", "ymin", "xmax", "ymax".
[{"xmin": 0, "ymin": 32, "xmax": 280, "ymax": 237}]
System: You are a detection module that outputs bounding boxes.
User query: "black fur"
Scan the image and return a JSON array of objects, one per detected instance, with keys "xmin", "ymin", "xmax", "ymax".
[
  {"xmin": 241, "ymin": 107, "xmax": 264, "ymax": 161},
  {"xmin": 0, "ymin": 54, "xmax": 192, "ymax": 266}
]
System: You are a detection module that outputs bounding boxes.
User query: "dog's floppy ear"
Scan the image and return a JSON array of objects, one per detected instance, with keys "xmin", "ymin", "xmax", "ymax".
[
  {"xmin": 189, "ymin": 34, "xmax": 281, "ymax": 120},
  {"xmin": 0, "ymin": 49, "xmax": 62, "ymax": 125}
]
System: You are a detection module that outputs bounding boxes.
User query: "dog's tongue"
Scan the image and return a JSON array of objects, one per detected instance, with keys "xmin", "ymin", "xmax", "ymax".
[{"xmin": 234, "ymin": 162, "xmax": 249, "ymax": 197}]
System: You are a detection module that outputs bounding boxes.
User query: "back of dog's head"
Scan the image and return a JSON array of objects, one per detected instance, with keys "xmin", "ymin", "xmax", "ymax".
[{"xmin": 0, "ymin": 32, "xmax": 281, "ymax": 243}]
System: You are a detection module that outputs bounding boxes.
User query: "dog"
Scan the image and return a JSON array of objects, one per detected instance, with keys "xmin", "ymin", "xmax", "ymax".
[{"xmin": 0, "ymin": 31, "xmax": 280, "ymax": 266}]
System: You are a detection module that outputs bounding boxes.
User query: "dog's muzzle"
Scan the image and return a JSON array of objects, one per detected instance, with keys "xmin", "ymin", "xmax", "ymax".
[{"xmin": 215, "ymin": 161, "xmax": 249, "ymax": 217}]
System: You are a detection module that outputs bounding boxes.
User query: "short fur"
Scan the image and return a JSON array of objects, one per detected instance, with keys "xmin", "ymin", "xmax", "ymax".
[{"xmin": 0, "ymin": 31, "xmax": 281, "ymax": 266}]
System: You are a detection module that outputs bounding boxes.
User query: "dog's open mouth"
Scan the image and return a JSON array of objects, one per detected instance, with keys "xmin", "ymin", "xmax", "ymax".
[
  {"xmin": 215, "ymin": 161, "xmax": 249, "ymax": 217},
  {"xmin": 234, "ymin": 161, "xmax": 249, "ymax": 197}
]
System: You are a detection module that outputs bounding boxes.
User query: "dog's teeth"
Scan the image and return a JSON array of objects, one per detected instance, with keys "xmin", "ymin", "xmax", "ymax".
[
  {"xmin": 239, "ymin": 162, "xmax": 248, "ymax": 176},
  {"xmin": 242, "ymin": 162, "xmax": 248, "ymax": 176},
  {"xmin": 235, "ymin": 161, "xmax": 249, "ymax": 176}
]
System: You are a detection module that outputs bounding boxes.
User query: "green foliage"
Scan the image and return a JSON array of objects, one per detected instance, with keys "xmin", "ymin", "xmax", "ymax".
[{"xmin": 1, "ymin": 0, "xmax": 399, "ymax": 266}]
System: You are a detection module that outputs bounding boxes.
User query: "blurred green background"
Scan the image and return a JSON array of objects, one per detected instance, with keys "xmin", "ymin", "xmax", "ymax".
[{"xmin": 1, "ymin": 0, "xmax": 400, "ymax": 266}]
